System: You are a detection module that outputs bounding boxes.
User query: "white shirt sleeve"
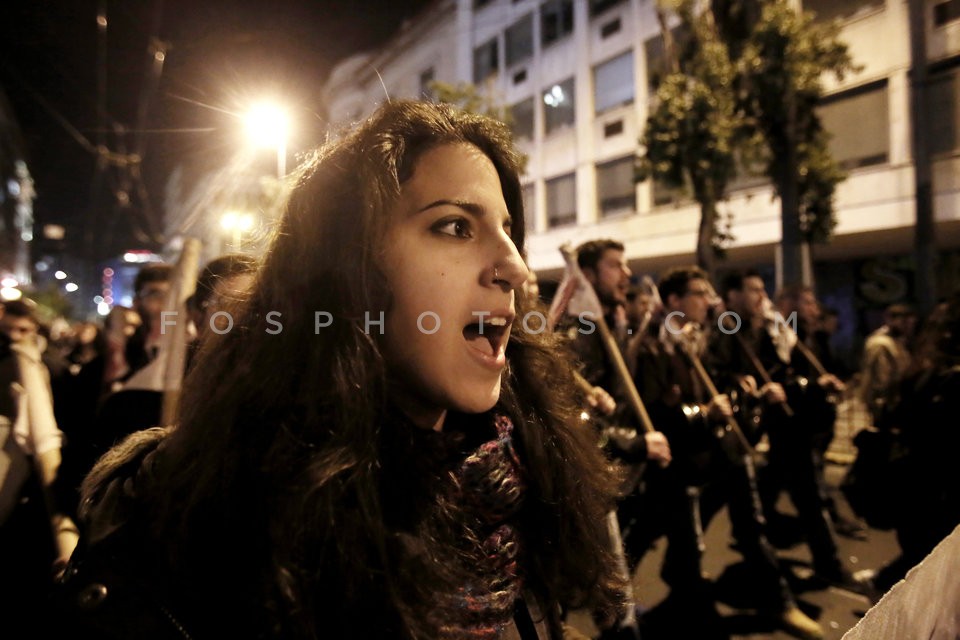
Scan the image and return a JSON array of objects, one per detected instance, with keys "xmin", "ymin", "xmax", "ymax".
[{"xmin": 10, "ymin": 343, "xmax": 63, "ymax": 457}]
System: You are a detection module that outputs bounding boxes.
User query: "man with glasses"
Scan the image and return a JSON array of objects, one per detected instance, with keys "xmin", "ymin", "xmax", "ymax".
[
  {"xmin": 125, "ymin": 263, "xmax": 173, "ymax": 379},
  {"xmin": 89, "ymin": 264, "xmax": 172, "ymax": 468},
  {"xmin": 630, "ymin": 266, "xmax": 822, "ymax": 639}
]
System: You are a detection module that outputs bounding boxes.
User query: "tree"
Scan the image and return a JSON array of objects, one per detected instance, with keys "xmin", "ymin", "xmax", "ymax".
[
  {"xmin": 735, "ymin": 0, "xmax": 857, "ymax": 285},
  {"xmin": 428, "ymin": 81, "xmax": 513, "ymax": 125},
  {"xmin": 637, "ymin": 0, "xmax": 743, "ymax": 278},
  {"xmin": 640, "ymin": 0, "xmax": 857, "ymax": 285},
  {"xmin": 30, "ymin": 283, "xmax": 75, "ymax": 321},
  {"xmin": 429, "ymin": 80, "xmax": 527, "ymax": 173}
]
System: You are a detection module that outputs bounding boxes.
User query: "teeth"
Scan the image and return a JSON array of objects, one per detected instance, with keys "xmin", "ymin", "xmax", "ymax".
[{"xmin": 488, "ymin": 317, "xmax": 508, "ymax": 327}]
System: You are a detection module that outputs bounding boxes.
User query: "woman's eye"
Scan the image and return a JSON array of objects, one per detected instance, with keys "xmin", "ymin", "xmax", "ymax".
[{"xmin": 434, "ymin": 218, "xmax": 472, "ymax": 238}]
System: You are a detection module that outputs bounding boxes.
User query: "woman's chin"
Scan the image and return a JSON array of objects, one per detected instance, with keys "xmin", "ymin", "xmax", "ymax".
[{"xmin": 452, "ymin": 381, "xmax": 501, "ymax": 415}]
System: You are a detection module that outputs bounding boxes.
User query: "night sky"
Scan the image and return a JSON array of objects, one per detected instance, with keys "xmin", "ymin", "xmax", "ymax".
[{"xmin": 0, "ymin": 0, "xmax": 431, "ymax": 263}]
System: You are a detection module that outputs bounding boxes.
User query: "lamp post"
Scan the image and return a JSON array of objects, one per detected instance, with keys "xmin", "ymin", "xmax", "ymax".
[{"xmin": 244, "ymin": 102, "xmax": 290, "ymax": 178}]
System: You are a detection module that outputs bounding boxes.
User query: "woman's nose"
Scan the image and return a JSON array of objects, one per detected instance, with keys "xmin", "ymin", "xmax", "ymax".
[{"xmin": 489, "ymin": 239, "xmax": 530, "ymax": 292}]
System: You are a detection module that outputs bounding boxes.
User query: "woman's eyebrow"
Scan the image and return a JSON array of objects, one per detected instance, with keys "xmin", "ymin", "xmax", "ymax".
[{"xmin": 416, "ymin": 198, "xmax": 484, "ymax": 216}]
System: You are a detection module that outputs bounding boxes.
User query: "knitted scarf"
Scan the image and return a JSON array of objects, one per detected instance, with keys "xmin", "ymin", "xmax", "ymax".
[{"xmin": 383, "ymin": 411, "xmax": 527, "ymax": 640}]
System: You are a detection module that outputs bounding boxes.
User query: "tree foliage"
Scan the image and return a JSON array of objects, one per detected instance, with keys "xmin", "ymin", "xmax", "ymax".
[
  {"xmin": 738, "ymin": 0, "xmax": 857, "ymax": 243},
  {"xmin": 428, "ymin": 81, "xmax": 514, "ymax": 126},
  {"xmin": 639, "ymin": 0, "xmax": 858, "ymax": 278},
  {"xmin": 429, "ymin": 80, "xmax": 527, "ymax": 172},
  {"xmin": 637, "ymin": 0, "xmax": 743, "ymax": 276}
]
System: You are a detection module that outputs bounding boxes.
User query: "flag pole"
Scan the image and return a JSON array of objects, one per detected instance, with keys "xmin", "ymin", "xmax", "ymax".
[{"xmin": 557, "ymin": 244, "xmax": 655, "ymax": 435}]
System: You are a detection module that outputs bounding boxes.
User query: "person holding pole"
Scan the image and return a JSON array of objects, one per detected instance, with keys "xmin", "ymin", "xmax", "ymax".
[
  {"xmin": 631, "ymin": 266, "xmax": 822, "ymax": 639},
  {"xmin": 763, "ymin": 284, "xmax": 851, "ymax": 587},
  {"xmin": 551, "ymin": 240, "xmax": 670, "ymax": 639},
  {"xmin": 566, "ymin": 239, "xmax": 672, "ymax": 472}
]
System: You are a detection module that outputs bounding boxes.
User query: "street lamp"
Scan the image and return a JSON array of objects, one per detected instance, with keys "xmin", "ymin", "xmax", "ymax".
[
  {"xmin": 244, "ymin": 102, "xmax": 290, "ymax": 178},
  {"xmin": 221, "ymin": 211, "xmax": 256, "ymax": 252}
]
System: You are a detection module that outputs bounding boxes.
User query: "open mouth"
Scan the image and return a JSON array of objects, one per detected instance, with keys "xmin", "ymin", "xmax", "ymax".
[{"xmin": 463, "ymin": 315, "xmax": 511, "ymax": 359}]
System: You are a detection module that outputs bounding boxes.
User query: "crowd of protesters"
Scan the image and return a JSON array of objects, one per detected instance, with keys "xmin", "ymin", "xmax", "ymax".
[
  {"xmin": 0, "ymin": 101, "xmax": 957, "ymax": 639},
  {"xmin": 561, "ymin": 237, "xmax": 960, "ymax": 639}
]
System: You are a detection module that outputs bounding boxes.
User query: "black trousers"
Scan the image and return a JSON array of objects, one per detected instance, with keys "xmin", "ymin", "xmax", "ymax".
[
  {"xmin": 619, "ymin": 456, "xmax": 795, "ymax": 614},
  {"xmin": 759, "ymin": 424, "xmax": 842, "ymax": 576}
]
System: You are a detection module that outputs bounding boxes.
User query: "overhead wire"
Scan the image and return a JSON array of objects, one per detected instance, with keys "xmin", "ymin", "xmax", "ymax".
[
  {"xmin": 81, "ymin": 0, "xmax": 171, "ymax": 256},
  {"xmin": 129, "ymin": 0, "xmax": 169, "ymax": 246}
]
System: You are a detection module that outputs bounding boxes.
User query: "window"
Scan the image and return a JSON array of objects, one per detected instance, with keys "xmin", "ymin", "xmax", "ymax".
[
  {"xmin": 522, "ymin": 183, "xmax": 536, "ymax": 234},
  {"xmin": 603, "ymin": 119, "xmax": 624, "ymax": 137},
  {"xmin": 643, "ymin": 28, "xmax": 686, "ymax": 94},
  {"xmin": 727, "ymin": 157, "xmax": 770, "ymax": 192},
  {"xmin": 596, "ymin": 156, "xmax": 636, "ymax": 217},
  {"xmin": 818, "ymin": 81, "xmax": 889, "ymax": 169},
  {"xmin": 506, "ymin": 14, "xmax": 534, "ymax": 66},
  {"xmin": 934, "ymin": 0, "xmax": 960, "ymax": 26},
  {"xmin": 419, "ymin": 67, "xmax": 435, "ymax": 100},
  {"xmin": 541, "ymin": 0, "xmax": 574, "ymax": 47},
  {"xmin": 546, "ymin": 173, "xmax": 576, "ymax": 227},
  {"xmin": 601, "ymin": 18, "xmax": 621, "ymax": 38},
  {"xmin": 590, "ymin": 0, "xmax": 626, "ymax": 16},
  {"xmin": 594, "ymin": 50, "xmax": 634, "ymax": 113},
  {"xmin": 510, "ymin": 97, "xmax": 535, "ymax": 140},
  {"xmin": 803, "ymin": 0, "xmax": 883, "ymax": 22},
  {"xmin": 543, "ymin": 77, "xmax": 575, "ymax": 134},
  {"xmin": 473, "ymin": 38, "xmax": 499, "ymax": 83},
  {"xmin": 927, "ymin": 69, "xmax": 959, "ymax": 155},
  {"xmin": 652, "ymin": 179, "xmax": 687, "ymax": 207}
]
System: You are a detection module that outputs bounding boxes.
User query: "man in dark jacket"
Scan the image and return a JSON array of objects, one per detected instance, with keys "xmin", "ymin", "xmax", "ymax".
[{"xmin": 631, "ymin": 267, "xmax": 821, "ymax": 639}]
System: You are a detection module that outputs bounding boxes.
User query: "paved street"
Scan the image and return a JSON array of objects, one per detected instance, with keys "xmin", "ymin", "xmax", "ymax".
[{"xmin": 569, "ymin": 461, "xmax": 900, "ymax": 639}]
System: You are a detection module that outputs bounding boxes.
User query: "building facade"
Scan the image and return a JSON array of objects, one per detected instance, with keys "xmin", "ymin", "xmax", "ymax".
[{"xmin": 323, "ymin": 0, "xmax": 960, "ymax": 290}]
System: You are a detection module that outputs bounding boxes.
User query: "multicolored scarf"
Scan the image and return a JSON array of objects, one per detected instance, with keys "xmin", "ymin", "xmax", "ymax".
[{"xmin": 394, "ymin": 412, "xmax": 527, "ymax": 639}]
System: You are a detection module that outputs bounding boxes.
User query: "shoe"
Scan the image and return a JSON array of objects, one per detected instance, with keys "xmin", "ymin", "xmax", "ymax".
[
  {"xmin": 812, "ymin": 564, "xmax": 861, "ymax": 592},
  {"xmin": 852, "ymin": 568, "xmax": 875, "ymax": 583},
  {"xmin": 852, "ymin": 568, "xmax": 883, "ymax": 604},
  {"xmin": 778, "ymin": 606, "xmax": 824, "ymax": 639}
]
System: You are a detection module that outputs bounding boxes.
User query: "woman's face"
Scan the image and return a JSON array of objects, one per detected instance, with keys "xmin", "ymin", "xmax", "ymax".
[{"xmin": 381, "ymin": 143, "xmax": 529, "ymax": 430}]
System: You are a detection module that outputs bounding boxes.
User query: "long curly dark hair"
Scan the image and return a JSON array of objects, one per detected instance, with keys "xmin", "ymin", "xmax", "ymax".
[{"xmin": 145, "ymin": 100, "xmax": 623, "ymax": 638}]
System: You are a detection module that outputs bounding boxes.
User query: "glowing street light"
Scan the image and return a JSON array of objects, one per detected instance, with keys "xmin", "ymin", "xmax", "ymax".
[
  {"xmin": 244, "ymin": 102, "xmax": 290, "ymax": 178},
  {"xmin": 65, "ymin": 282, "xmax": 79, "ymax": 293},
  {"xmin": 54, "ymin": 270, "xmax": 67, "ymax": 280},
  {"xmin": 221, "ymin": 211, "xmax": 256, "ymax": 252}
]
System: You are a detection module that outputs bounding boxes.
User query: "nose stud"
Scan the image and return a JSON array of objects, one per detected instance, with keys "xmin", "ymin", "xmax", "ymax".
[{"xmin": 494, "ymin": 267, "xmax": 499, "ymax": 281}]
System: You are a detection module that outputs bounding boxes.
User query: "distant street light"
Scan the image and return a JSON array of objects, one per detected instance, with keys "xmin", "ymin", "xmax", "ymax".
[
  {"xmin": 221, "ymin": 211, "xmax": 256, "ymax": 252},
  {"xmin": 65, "ymin": 282, "xmax": 79, "ymax": 293},
  {"xmin": 244, "ymin": 102, "xmax": 290, "ymax": 178},
  {"xmin": 54, "ymin": 270, "xmax": 67, "ymax": 280}
]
